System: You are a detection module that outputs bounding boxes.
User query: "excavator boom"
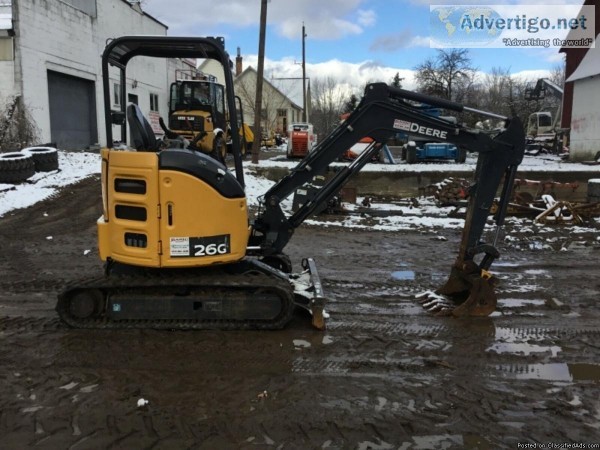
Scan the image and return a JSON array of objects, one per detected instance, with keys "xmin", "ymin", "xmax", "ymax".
[{"xmin": 251, "ymin": 82, "xmax": 525, "ymax": 317}]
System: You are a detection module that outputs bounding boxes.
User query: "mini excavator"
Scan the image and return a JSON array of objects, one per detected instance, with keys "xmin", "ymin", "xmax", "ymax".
[{"xmin": 56, "ymin": 36, "xmax": 525, "ymax": 330}]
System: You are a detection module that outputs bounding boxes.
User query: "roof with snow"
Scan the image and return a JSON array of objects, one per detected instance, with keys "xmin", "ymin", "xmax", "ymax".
[{"xmin": 566, "ymin": 34, "xmax": 600, "ymax": 82}]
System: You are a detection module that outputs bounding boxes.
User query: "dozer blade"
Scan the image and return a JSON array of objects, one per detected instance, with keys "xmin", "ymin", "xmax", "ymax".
[
  {"xmin": 291, "ymin": 258, "xmax": 327, "ymax": 330},
  {"xmin": 419, "ymin": 263, "xmax": 498, "ymax": 317}
]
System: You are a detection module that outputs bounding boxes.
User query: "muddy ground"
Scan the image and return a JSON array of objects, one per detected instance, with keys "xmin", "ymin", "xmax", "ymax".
[{"xmin": 1, "ymin": 174, "xmax": 600, "ymax": 449}]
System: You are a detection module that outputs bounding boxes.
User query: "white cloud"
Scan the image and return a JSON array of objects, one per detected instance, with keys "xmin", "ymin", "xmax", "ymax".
[
  {"xmin": 510, "ymin": 69, "xmax": 553, "ymax": 81},
  {"xmin": 357, "ymin": 9, "xmax": 377, "ymax": 27},
  {"xmin": 237, "ymin": 53, "xmax": 555, "ymax": 99},
  {"xmin": 278, "ymin": 17, "xmax": 362, "ymax": 40},
  {"xmin": 240, "ymin": 54, "xmax": 418, "ymax": 95},
  {"xmin": 531, "ymin": 48, "xmax": 568, "ymax": 64},
  {"xmin": 370, "ymin": 31, "xmax": 430, "ymax": 51},
  {"xmin": 410, "ymin": 0, "xmax": 583, "ymax": 5},
  {"xmin": 143, "ymin": 0, "xmax": 373, "ymax": 40}
]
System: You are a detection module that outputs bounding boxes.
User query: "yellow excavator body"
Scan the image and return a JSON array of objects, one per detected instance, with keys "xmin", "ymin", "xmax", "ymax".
[{"xmin": 97, "ymin": 148, "xmax": 250, "ymax": 269}]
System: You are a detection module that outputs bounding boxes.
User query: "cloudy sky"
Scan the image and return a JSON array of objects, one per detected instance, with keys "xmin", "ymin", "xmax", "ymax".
[{"xmin": 142, "ymin": 0, "xmax": 587, "ymax": 93}]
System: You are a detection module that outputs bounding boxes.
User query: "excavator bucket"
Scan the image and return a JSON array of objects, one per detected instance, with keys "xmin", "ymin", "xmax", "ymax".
[
  {"xmin": 436, "ymin": 263, "xmax": 497, "ymax": 317},
  {"xmin": 419, "ymin": 263, "xmax": 498, "ymax": 317},
  {"xmin": 417, "ymin": 116, "xmax": 525, "ymax": 318}
]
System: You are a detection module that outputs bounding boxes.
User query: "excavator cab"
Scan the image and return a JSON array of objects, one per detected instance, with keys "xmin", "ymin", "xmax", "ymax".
[{"xmin": 96, "ymin": 36, "xmax": 249, "ymax": 269}]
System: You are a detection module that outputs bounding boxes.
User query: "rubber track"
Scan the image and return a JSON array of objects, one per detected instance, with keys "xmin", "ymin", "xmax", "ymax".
[{"xmin": 56, "ymin": 271, "xmax": 296, "ymax": 330}]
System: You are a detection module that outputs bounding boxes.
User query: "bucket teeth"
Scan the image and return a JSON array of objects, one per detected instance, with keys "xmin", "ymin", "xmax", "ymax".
[
  {"xmin": 416, "ymin": 265, "xmax": 499, "ymax": 317},
  {"xmin": 416, "ymin": 291, "xmax": 456, "ymax": 316}
]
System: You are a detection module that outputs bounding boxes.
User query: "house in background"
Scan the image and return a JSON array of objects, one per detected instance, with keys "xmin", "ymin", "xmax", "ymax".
[
  {"xmin": 0, "ymin": 0, "xmax": 195, "ymax": 150},
  {"xmin": 559, "ymin": 0, "xmax": 600, "ymax": 161},
  {"xmin": 235, "ymin": 66, "xmax": 304, "ymax": 138},
  {"xmin": 226, "ymin": 49, "xmax": 310, "ymax": 138},
  {"xmin": 197, "ymin": 57, "xmax": 227, "ymax": 88}
]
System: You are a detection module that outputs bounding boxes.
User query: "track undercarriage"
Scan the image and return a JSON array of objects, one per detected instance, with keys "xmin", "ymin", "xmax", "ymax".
[{"xmin": 57, "ymin": 258, "xmax": 325, "ymax": 330}]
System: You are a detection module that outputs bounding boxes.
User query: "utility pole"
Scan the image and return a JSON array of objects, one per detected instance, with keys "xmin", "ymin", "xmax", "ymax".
[
  {"xmin": 302, "ymin": 23, "xmax": 307, "ymax": 123},
  {"xmin": 252, "ymin": 0, "xmax": 268, "ymax": 164}
]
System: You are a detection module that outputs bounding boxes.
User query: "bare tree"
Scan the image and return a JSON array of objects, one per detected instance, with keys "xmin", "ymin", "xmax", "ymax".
[
  {"xmin": 549, "ymin": 60, "xmax": 566, "ymax": 88},
  {"xmin": 414, "ymin": 49, "xmax": 476, "ymax": 101},
  {"xmin": 310, "ymin": 76, "xmax": 346, "ymax": 137},
  {"xmin": 465, "ymin": 67, "xmax": 549, "ymax": 128}
]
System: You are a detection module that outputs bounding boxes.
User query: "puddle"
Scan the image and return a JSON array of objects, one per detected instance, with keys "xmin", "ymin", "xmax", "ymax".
[
  {"xmin": 409, "ymin": 435, "xmax": 464, "ymax": 449},
  {"xmin": 391, "ymin": 271, "xmax": 415, "ymax": 281},
  {"xmin": 322, "ymin": 335, "xmax": 334, "ymax": 345},
  {"xmin": 500, "ymin": 284, "xmax": 542, "ymax": 294},
  {"xmin": 488, "ymin": 342, "xmax": 562, "ymax": 357},
  {"xmin": 497, "ymin": 298, "xmax": 546, "ymax": 308},
  {"xmin": 490, "ymin": 327, "xmax": 561, "ymax": 356},
  {"xmin": 293, "ymin": 339, "xmax": 311, "ymax": 349},
  {"xmin": 59, "ymin": 381, "xmax": 79, "ymax": 391},
  {"xmin": 22, "ymin": 406, "xmax": 44, "ymax": 413},
  {"xmin": 498, "ymin": 363, "xmax": 600, "ymax": 381},
  {"xmin": 524, "ymin": 269, "xmax": 550, "ymax": 276},
  {"xmin": 79, "ymin": 384, "xmax": 98, "ymax": 393},
  {"xmin": 357, "ymin": 439, "xmax": 394, "ymax": 450},
  {"xmin": 493, "ymin": 262, "xmax": 522, "ymax": 268}
]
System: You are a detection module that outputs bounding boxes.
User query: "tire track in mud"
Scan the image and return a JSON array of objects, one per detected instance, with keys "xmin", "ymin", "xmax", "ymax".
[
  {"xmin": 0, "ymin": 316, "xmax": 63, "ymax": 331},
  {"xmin": 287, "ymin": 314, "xmax": 600, "ymax": 444},
  {"xmin": 294, "ymin": 294, "xmax": 600, "ymax": 382},
  {"xmin": 0, "ymin": 279, "xmax": 68, "ymax": 293},
  {"xmin": 2, "ymin": 178, "xmax": 600, "ymax": 447},
  {"xmin": 286, "ymin": 327, "xmax": 600, "ymax": 447}
]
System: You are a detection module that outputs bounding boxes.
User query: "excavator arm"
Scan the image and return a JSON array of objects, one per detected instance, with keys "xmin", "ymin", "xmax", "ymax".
[
  {"xmin": 251, "ymin": 82, "xmax": 525, "ymax": 317},
  {"xmin": 524, "ymin": 78, "xmax": 564, "ymax": 101}
]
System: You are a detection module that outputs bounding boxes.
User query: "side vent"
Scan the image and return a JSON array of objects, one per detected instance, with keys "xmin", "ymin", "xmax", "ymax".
[
  {"xmin": 114, "ymin": 178, "xmax": 147, "ymax": 194},
  {"xmin": 124, "ymin": 232, "xmax": 148, "ymax": 248},
  {"xmin": 115, "ymin": 205, "xmax": 147, "ymax": 221}
]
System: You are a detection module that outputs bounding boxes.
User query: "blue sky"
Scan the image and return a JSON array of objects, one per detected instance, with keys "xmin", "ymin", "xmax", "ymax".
[{"xmin": 142, "ymin": 0, "xmax": 587, "ymax": 91}]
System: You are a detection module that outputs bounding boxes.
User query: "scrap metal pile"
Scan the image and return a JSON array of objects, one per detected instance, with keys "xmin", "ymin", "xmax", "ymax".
[{"xmin": 424, "ymin": 177, "xmax": 600, "ymax": 223}]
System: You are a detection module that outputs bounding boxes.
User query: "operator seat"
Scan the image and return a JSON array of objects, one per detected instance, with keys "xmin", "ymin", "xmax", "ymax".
[{"xmin": 127, "ymin": 103, "xmax": 159, "ymax": 152}]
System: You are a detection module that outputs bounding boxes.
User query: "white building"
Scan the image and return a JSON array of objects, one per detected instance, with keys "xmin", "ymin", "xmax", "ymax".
[
  {"xmin": 0, "ymin": 0, "xmax": 195, "ymax": 150},
  {"xmin": 558, "ymin": 0, "xmax": 600, "ymax": 161},
  {"xmin": 564, "ymin": 38, "xmax": 600, "ymax": 161}
]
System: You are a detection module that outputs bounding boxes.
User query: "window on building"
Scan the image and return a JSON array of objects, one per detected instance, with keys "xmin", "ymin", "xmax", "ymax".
[
  {"xmin": 150, "ymin": 93, "xmax": 159, "ymax": 112},
  {"xmin": 114, "ymin": 83, "xmax": 121, "ymax": 106},
  {"xmin": 0, "ymin": 38, "xmax": 14, "ymax": 61},
  {"xmin": 277, "ymin": 109, "xmax": 287, "ymax": 118}
]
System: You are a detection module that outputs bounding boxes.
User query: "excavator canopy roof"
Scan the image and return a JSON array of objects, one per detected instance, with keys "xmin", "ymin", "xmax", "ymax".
[
  {"xmin": 103, "ymin": 35, "xmax": 230, "ymax": 67},
  {"xmin": 101, "ymin": 35, "xmax": 243, "ymax": 188}
]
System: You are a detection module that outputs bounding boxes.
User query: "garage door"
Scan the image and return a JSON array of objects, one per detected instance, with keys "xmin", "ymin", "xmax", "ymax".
[{"xmin": 47, "ymin": 70, "xmax": 98, "ymax": 150}]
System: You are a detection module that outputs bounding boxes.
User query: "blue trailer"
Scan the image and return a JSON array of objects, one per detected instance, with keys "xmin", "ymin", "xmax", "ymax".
[
  {"xmin": 399, "ymin": 107, "xmax": 467, "ymax": 164},
  {"xmin": 404, "ymin": 141, "xmax": 466, "ymax": 164}
]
